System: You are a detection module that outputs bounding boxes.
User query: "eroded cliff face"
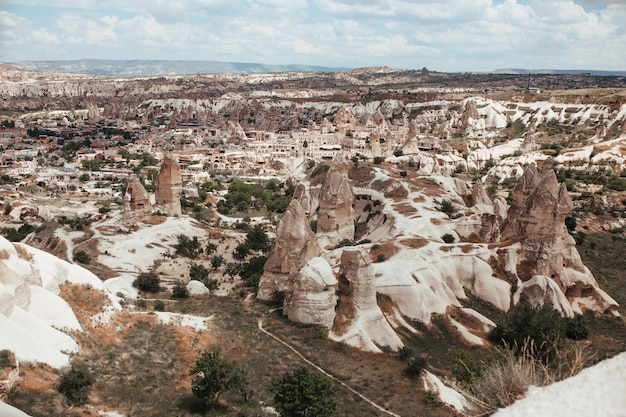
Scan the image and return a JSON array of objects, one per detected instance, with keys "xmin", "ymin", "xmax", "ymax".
[
  {"xmin": 257, "ymin": 199, "xmax": 321, "ymax": 300},
  {"xmin": 123, "ymin": 176, "xmax": 152, "ymax": 225},
  {"xmin": 283, "ymin": 257, "xmax": 337, "ymax": 328},
  {"xmin": 330, "ymin": 248, "xmax": 403, "ymax": 351},
  {"xmin": 155, "ymin": 155, "xmax": 182, "ymax": 217},
  {"xmin": 262, "ymin": 162, "xmax": 618, "ymax": 352},
  {"xmin": 501, "ymin": 165, "xmax": 617, "ymax": 315},
  {"xmin": 316, "ymin": 154, "xmax": 356, "ymax": 248}
]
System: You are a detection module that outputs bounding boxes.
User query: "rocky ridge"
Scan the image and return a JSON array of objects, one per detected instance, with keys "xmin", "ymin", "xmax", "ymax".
[{"xmin": 259, "ymin": 158, "xmax": 619, "ymax": 352}]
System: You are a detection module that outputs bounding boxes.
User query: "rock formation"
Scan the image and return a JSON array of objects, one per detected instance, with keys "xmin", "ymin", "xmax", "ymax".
[
  {"xmin": 123, "ymin": 176, "xmax": 152, "ymax": 224},
  {"xmin": 316, "ymin": 153, "xmax": 356, "ymax": 248},
  {"xmin": 283, "ymin": 257, "xmax": 337, "ymax": 328},
  {"xmin": 501, "ymin": 165, "xmax": 618, "ymax": 314},
  {"xmin": 155, "ymin": 155, "xmax": 182, "ymax": 217},
  {"xmin": 334, "ymin": 105, "xmax": 356, "ymax": 126},
  {"xmin": 257, "ymin": 199, "xmax": 321, "ymax": 300},
  {"xmin": 331, "ymin": 248, "xmax": 403, "ymax": 352}
]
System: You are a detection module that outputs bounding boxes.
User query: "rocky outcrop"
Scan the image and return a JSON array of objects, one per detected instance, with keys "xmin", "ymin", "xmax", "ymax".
[
  {"xmin": 283, "ymin": 257, "xmax": 337, "ymax": 328},
  {"xmin": 334, "ymin": 105, "xmax": 356, "ymax": 126},
  {"xmin": 501, "ymin": 165, "xmax": 618, "ymax": 315},
  {"xmin": 257, "ymin": 199, "xmax": 321, "ymax": 300},
  {"xmin": 331, "ymin": 248, "xmax": 403, "ymax": 352},
  {"xmin": 123, "ymin": 176, "xmax": 152, "ymax": 224},
  {"xmin": 316, "ymin": 154, "xmax": 355, "ymax": 248},
  {"xmin": 155, "ymin": 155, "xmax": 182, "ymax": 217}
]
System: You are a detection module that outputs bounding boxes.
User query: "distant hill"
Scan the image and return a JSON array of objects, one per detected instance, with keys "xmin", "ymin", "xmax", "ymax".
[
  {"xmin": 493, "ymin": 68, "xmax": 626, "ymax": 76},
  {"xmin": 6, "ymin": 59, "xmax": 347, "ymax": 76}
]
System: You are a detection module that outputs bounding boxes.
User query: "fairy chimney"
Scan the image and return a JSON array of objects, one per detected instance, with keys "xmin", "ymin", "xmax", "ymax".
[{"xmin": 155, "ymin": 154, "xmax": 182, "ymax": 216}]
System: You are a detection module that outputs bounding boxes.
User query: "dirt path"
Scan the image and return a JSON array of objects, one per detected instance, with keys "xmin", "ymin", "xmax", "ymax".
[{"xmin": 257, "ymin": 317, "xmax": 402, "ymax": 417}]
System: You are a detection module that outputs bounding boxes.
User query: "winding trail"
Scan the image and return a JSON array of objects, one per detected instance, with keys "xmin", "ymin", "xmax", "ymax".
[{"xmin": 257, "ymin": 316, "xmax": 402, "ymax": 417}]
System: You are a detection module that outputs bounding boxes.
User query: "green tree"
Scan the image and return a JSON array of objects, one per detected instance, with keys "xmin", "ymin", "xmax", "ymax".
[
  {"xmin": 79, "ymin": 173, "xmax": 91, "ymax": 182},
  {"xmin": 58, "ymin": 362, "xmax": 94, "ymax": 405},
  {"xmin": 133, "ymin": 272, "xmax": 161, "ymax": 293},
  {"xmin": 190, "ymin": 349, "xmax": 247, "ymax": 406},
  {"xmin": 189, "ymin": 263, "xmax": 209, "ymax": 281},
  {"xmin": 211, "ymin": 255, "xmax": 224, "ymax": 270},
  {"xmin": 172, "ymin": 283, "xmax": 190, "ymax": 299},
  {"xmin": 74, "ymin": 250, "xmax": 91, "ymax": 264},
  {"xmin": 268, "ymin": 366, "xmax": 337, "ymax": 417},
  {"xmin": 489, "ymin": 297, "xmax": 566, "ymax": 361}
]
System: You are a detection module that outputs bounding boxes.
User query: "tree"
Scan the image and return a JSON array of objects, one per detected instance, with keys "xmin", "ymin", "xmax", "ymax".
[
  {"xmin": 211, "ymin": 255, "xmax": 224, "ymax": 270},
  {"xmin": 74, "ymin": 250, "xmax": 91, "ymax": 264},
  {"xmin": 205, "ymin": 242, "xmax": 218, "ymax": 255},
  {"xmin": 133, "ymin": 272, "xmax": 161, "ymax": 293},
  {"xmin": 172, "ymin": 283, "xmax": 190, "ymax": 299},
  {"xmin": 58, "ymin": 362, "xmax": 94, "ymax": 405},
  {"xmin": 189, "ymin": 263, "xmax": 209, "ymax": 281},
  {"xmin": 268, "ymin": 366, "xmax": 337, "ymax": 417},
  {"xmin": 79, "ymin": 173, "xmax": 91, "ymax": 182},
  {"xmin": 489, "ymin": 297, "xmax": 566, "ymax": 361},
  {"xmin": 190, "ymin": 349, "xmax": 247, "ymax": 406},
  {"xmin": 175, "ymin": 234, "xmax": 203, "ymax": 258}
]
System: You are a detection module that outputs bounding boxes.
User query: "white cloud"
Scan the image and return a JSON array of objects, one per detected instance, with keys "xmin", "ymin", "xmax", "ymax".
[
  {"xmin": 0, "ymin": 10, "xmax": 26, "ymax": 27},
  {"xmin": 31, "ymin": 28, "xmax": 61, "ymax": 44},
  {"xmin": 1, "ymin": 0, "xmax": 625, "ymax": 70}
]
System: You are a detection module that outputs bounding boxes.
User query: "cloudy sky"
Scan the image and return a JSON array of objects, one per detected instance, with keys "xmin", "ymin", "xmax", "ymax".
[{"xmin": 1, "ymin": 0, "xmax": 625, "ymax": 72}]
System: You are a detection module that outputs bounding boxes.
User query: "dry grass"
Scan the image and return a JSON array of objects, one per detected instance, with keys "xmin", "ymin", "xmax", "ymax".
[
  {"xmin": 0, "ymin": 249, "xmax": 9, "ymax": 260},
  {"xmin": 369, "ymin": 240, "xmax": 399, "ymax": 262},
  {"xmin": 462, "ymin": 341, "xmax": 596, "ymax": 416},
  {"xmin": 14, "ymin": 245, "xmax": 32, "ymax": 261},
  {"xmin": 400, "ymin": 237, "xmax": 429, "ymax": 249},
  {"xmin": 394, "ymin": 202, "xmax": 418, "ymax": 215}
]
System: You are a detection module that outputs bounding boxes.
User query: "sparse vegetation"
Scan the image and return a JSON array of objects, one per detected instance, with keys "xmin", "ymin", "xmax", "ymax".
[{"xmin": 57, "ymin": 362, "xmax": 94, "ymax": 406}]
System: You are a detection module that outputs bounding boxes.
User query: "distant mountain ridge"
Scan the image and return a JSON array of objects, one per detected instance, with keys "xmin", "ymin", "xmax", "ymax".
[
  {"xmin": 6, "ymin": 59, "xmax": 347, "ymax": 76},
  {"xmin": 493, "ymin": 68, "xmax": 626, "ymax": 76}
]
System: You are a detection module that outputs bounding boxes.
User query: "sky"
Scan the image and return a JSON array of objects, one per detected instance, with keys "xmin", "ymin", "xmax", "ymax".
[{"xmin": 0, "ymin": 0, "xmax": 625, "ymax": 72}]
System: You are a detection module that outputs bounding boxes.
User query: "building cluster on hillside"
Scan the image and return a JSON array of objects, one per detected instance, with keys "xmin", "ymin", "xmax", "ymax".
[{"xmin": 1, "ymin": 105, "xmax": 465, "ymax": 194}]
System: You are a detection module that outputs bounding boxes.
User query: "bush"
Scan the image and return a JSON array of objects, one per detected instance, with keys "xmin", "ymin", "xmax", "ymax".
[
  {"xmin": 154, "ymin": 300, "xmax": 165, "ymax": 311},
  {"xmin": 268, "ymin": 366, "xmax": 336, "ymax": 417},
  {"xmin": 441, "ymin": 233, "xmax": 455, "ymax": 243},
  {"xmin": 74, "ymin": 250, "xmax": 91, "ymax": 264},
  {"xmin": 172, "ymin": 283, "xmax": 190, "ymax": 299},
  {"xmin": 565, "ymin": 315, "xmax": 588, "ymax": 340},
  {"xmin": 189, "ymin": 263, "xmax": 209, "ymax": 281},
  {"xmin": 58, "ymin": 362, "xmax": 94, "ymax": 405},
  {"xmin": 405, "ymin": 356, "xmax": 427, "ymax": 379},
  {"xmin": 190, "ymin": 349, "xmax": 248, "ymax": 406},
  {"xmin": 439, "ymin": 199, "xmax": 455, "ymax": 216},
  {"xmin": 373, "ymin": 156, "xmax": 385, "ymax": 164},
  {"xmin": 489, "ymin": 298, "xmax": 566, "ymax": 361},
  {"xmin": 133, "ymin": 272, "xmax": 161, "ymax": 293},
  {"xmin": 565, "ymin": 216, "xmax": 577, "ymax": 232}
]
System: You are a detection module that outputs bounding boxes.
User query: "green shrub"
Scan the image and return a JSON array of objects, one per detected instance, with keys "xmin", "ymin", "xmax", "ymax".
[
  {"xmin": 565, "ymin": 315, "xmax": 588, "ymax": 340},
  {"xmin": 373, "ymin": 156, "xmax": 385, "ymax": 164},
  {"xmin": 441, "ymin": 233, "xmax": 455, "ymax": 244},
  {"xmin": 58, "ymin": 362, "xmax": 94, "ymax": 405},
  {"xmin": 565, "ymin": 216, "xmax": 577, "ymax": 232},
  {"xmin": 154, "ymin": 300, "xmax": 165, "ymax": 311},
  {"xmin": 172, "ymin": 283, "xmax": 190, "ymax": 299},
  {"xmin": 489, "ymin": 298, "xmax": 566, "ymax": 361},
  {"xmin": 268, "ymin": 366, "xmax": 336, "ymax": 417},
  {"xmin": 74, "ymin": 250, "xmax": 91, "ymax": 264},
  {"xmin": 439, "ymin": 199, "xmax": 455, "ymax": 216},
  {"xmin": 405, "ymin": 356, "xmax": 427, "ymax": 379},
  {"xmin": 190, "ymin": 349, "xmax": 248, "ymax": 406},
  {"xmin": 133, "ymin": 272, "xmax": 161, "ymax": 293},
  {"xmin": 189, "ymin": 263, "xmax": 209, "ymax": 281}
]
